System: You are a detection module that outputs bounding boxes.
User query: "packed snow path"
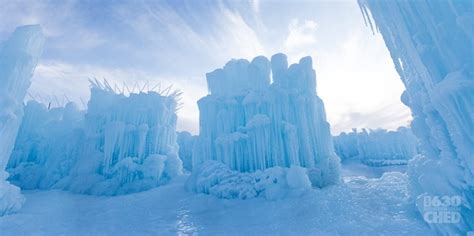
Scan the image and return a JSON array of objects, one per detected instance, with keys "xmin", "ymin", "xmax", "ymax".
[{"xmin": 0, "ymin": 173, "xmax": 432, "ymax": 235}]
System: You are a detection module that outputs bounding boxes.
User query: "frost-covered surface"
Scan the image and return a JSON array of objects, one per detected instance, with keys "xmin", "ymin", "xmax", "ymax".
[
  {"xmin": 359, "ymin": 0, "xmax": 474, "ymax": 233},
  {"xmin": 177, "ymin": 131, "xmax": 196, "ymax": 171},
  {"xmin": 186, "ymin": 160, "xmax": 311, "ymax": 200},
  {"xmin": 341, "ymin": 159, "xmax": 407, "ymax": 178},
  {"xmin": 6, "ymin": 81, "xmax": 183, "ymax": 196},
  {"xmin": 193, "ymin": 54, "xmax": 340, "ymax": 188},
  {"xmin": 0, "ymin": 25, "xmax": 44, "ymax": 216},
  {"xmin": 0, "ymin": 172, "xmax": 433, "ymax": 235},
  {"xmin": 334, "ymin": 127, "xmax": 418, "ymax": 164}
]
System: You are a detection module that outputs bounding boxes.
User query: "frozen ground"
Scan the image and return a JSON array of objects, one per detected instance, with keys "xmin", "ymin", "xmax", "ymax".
[
  {"xmin": 340, "ymin": 159, "xmax": 407, "ymax": 178},
  {"xmin": 0, "ymin": 166, "xmax": 432, "ymax": 235}
]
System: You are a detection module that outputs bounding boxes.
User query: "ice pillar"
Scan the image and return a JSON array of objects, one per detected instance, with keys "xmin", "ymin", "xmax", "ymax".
[{"xmin": 0, "ymin": 25, "xmax": 44, "ymax": 215}]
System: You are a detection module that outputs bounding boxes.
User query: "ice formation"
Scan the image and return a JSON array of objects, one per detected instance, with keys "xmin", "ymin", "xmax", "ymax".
[
  {"xmin": 186, "ymin": 160, "xmax": 312, "ymax": 200},
  {"xmin": 0, "ymin": 25, "xmax": 44, "ymax": 215},
  {"xmin": 60, "ymin": 81, "xmax": 183, "ymax": 195},
  {"xmin": 7, "ymin": 80, "xmax": 183, "ymax": 195},
  {"xmin": 192, "ymin": 54, "xmax": 340, "ymax": 188},
  {"xmin": 7, "ymin": 101, "xmax": 84, "ymax": 189},
  {"xmin": 359, "ymin": 0, "xmax": 474, "ymax": 233},
  {"xmin": 177, "ymin": 131, "xmax": 196, "ymax": 171},
  {"xmin": 334, "ymin": 127, "xmax": 419, "ymax": 166}
]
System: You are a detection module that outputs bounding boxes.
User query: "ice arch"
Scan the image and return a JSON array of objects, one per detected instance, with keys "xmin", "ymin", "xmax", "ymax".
[{"xmin": 359, "ymin": 0, "xmax": 473, "ymax": 234}]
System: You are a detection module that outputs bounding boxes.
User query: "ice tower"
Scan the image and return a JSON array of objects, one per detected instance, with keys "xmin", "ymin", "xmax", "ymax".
[
  {"xmin": 359, "ymin": 0, "xmax": 473, "ymax": 233},
  {"xmin": 192, "ymin": 54, "xmax": 340, "ymax": 187},
  {"xmin": 0, "ymin": 25, "xmax": 44, "ymax": 215}
]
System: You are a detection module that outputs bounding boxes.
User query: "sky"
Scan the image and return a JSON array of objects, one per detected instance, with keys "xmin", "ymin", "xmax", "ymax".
[{"xmin": 0, "ymin": 0, "xmax": 412, "ymax": 135}]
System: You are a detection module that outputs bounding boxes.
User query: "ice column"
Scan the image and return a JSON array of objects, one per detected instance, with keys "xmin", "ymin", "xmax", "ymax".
[{"xmin": 0, "ymin": 25, "xmax": 44, "ymax": 215}]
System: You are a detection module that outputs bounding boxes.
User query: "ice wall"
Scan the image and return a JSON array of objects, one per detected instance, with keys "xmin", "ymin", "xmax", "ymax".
[
  {"xmin": 55, "ymin": 80, "xmax": 183, "ymax": 195},
  {"xmin": 177, "ymin": 131, "xmax": 196, "ymax": 171},
  {"xmin": 0, "ymin": 25, "xmax": 44, "ymax": 215},
  {"xmin": 333, "ymin": 128, "xmax": 359, "ymax": 161},
  {"xmin": 193, "ymin": 54, "xmax": 340, "ymax": 187},
  {"xmin": 7, "ymin": 101, "xmax": 84, "ymax": 189},
  {"xmin": 7, "ymin": 81, "xmax": 183, "ymax": 195},
  {"xmin": 359, "ymin": 0, "xmax": 473, "ymax": 233},
  {"xmin": 334, "ymin": 127, "xmax": 419, "ymax": 165}
]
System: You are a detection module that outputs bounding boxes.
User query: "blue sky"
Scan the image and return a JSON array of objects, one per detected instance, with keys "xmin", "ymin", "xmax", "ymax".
[{"xmin": 0, "ymin": 0, "xmax": 411, "ymax": 134}]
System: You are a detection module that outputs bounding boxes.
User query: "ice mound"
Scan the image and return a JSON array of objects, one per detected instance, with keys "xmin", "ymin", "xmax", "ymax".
[
  {"xmin": 186, "ymin": 160, "xmax": 312, "ymax": 200},
  {"xmin": 0, "ymin": 25, "xmax": 44, "ymax": 215},
  {"xmin": 334, "ymin": 127, "xmax": 419, "ymax": 165},
  {"xmin": 193, "ymin": 53, "xmax": 341, "ymax": 188}
]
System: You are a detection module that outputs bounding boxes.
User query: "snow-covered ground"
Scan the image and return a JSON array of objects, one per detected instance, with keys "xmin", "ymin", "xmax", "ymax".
[{"xmin": 0, "ymin": 168, "xmax": 433, "ymax": 235}]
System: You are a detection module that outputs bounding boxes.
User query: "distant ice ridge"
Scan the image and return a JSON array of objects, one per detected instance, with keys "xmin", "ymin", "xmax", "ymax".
[
  {"xmin": 0, "ymin": 25, "xmax": 44, "ymax": 216},
  {"xmin": 7, "ymin": 80, "xmax": 183, "ymax": 195},
  {"xmin": 359, "ymin": 0, "xmax": 474, "ymax": 233},
  {"xmin": 334, "ymin": 127, "xmax": 419, "ymax": 165},
  {"xmin": 192, "ymin": 53, "xmax": 340, "ymax": 189}
]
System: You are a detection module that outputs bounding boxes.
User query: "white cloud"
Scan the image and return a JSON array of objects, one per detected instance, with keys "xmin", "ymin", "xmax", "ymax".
[
  {"xmin": 251, "ymin": 0, "xmax": 260, "ymax": 13},
  {"xmin": 0, "ymin": 0, "xmax": 76, "ymax": 38},
  {"xmin": 284, "ymin": 19, "xmax": 318, "ymax": 57},
  {"xmin": 3, "ymin": 0, "xmax": 412, "ymax": 135},
  {"xmin": 315, "ymin": 28, "xmax": 411, "ymax": 135}
]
